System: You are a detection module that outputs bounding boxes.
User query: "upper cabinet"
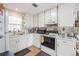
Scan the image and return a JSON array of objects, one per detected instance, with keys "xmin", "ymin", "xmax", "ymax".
[
  {"xmin": 45, "ymin": 9, "xmax": 51, "ymax": 24},
  {"xmin": 58, "ymin": 4, "xmax": 76, "ymax": 26},
  {"xmin": 33, "ymin": 7, "xmax": 58, "ymax": 27},
  {"xmin": 33, "ymin": 4, "xmax": 76, "ymax": 27},
  {"xmin": 38, "ymin": 12, "xmax": 45, "ymax": 27},
  {"xmin": 33, "ymin": 15, "xmax": 38, "ymax": 27},
  {"xmin": 24, "ymin": 14, "xmax": 33, "ymax": 28},
  {"xmin": 45, "ymin": 7, "xmax": 57, "ymax": 25},
  {"xmin": 51, "ymin": 7, "xmax": 57, "ymax": 24}
]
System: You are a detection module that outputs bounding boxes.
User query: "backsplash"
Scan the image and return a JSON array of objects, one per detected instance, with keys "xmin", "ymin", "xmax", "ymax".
[{"xmin": 58, "ymin": 26, "xmax": 75, "ymax": 37}]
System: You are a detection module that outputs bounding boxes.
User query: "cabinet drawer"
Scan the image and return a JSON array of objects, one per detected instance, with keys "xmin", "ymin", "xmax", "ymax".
[
  {"xmin": 63, "ymin": 40, "xmax": 76, "ymax": 47},
  {"xmin": 57, "ymin": 39, "xmax": 76, "ymax": 47}
]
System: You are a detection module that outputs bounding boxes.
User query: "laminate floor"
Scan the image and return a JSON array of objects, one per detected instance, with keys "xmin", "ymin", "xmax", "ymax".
[{"xmin": 25, "ymin": 46, "xmax": 41, "ymax": 56}]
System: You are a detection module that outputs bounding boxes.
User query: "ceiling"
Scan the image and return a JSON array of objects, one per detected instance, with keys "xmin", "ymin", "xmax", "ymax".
[{"xmin": 4, "ymin": 3, "xmax": 60, "ymax": 15}]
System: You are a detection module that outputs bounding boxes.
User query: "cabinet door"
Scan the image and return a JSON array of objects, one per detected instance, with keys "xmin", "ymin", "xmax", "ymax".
[
  {"xmin": 27, "ymin": 34, "xmax": 33, "ymax": 47},
  {"xmin": 33, "ymin": 15, "xmax": 38, "ymax": 27},
  {"xmin": 9, "ymin": 39, "xmax": 18, "ymax": 53},
  {"xmin": 17, "ymin": 35, "xmax": 30, "ymax": 52},
  {"xmin": 38, "ymin": 12, "xmax": 45, "ymax": 27},
  {"xmin": 57, "ymin": 39, "xmax": 76, "ymax": 56},
  {"xmin": 17, "ymin": 37, "xmax": 23, "ymax": 52},
  {"xmin": 0, "ymin": 39, "xmax": 5, "ymax": 53},
  {"xmin": 33, "ymin": 34, "xmax": 41, "ymax": 48},
  {"xmin": 51, "ymin": 7, "xmax": 57, "ymax": 24},
  {"xmin": 45, "ymin": 9, "xmax": 51, "ymax": 24},
  {"xmin": 58, "ymin": 4, "xmax": 75, "ymax": 26},
  {"xmin": 25, "ymin": 14, "xmax": 33, "ymax": 27}
]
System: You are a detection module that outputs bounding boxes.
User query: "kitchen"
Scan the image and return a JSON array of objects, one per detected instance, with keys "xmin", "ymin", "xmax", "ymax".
[{"xmin": 0, "ymin": 3, "xmax": 78, "ymax": 56}]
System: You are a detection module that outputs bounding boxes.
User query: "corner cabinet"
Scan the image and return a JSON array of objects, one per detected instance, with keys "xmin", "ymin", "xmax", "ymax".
[
  {"xmin": 32, "ymin": 34, "xmax": 41, "ymax": 48},
  {"xmin": 57, "ymin": 38, "xmax": 76, "ymax": 56}
]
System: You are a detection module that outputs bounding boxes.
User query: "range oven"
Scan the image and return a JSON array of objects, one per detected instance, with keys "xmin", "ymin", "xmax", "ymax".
[{"xmin": 41, "ymin": 36, "xmax": 55, "ymax": 50}]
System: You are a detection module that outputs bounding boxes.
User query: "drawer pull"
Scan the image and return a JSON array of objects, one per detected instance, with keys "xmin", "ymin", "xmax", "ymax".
[
  {"xmin": 74, "ymin": 47, "xmax": 76, "ymax": 50},
  {"xmin": 57, "ymin": 44, "xmax": 59, "ymax": 47},
  {"xmin": 63, "ymin": 41, "xmax": 66, "ymax": 43}
]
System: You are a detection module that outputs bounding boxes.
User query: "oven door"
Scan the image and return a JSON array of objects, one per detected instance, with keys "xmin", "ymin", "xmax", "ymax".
[{"xmin": 41, "ymin": 36, "xmax": 55, "ymax": 50}]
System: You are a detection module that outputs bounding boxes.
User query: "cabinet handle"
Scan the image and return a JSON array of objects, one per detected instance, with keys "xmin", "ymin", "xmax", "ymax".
[
  {"xmin": 57, "ymin": 44, "xmax": 59, "ymax": 47},
  {"xmin": 16, "ymin": 41, "xmax": 17, "ymax": 43},
  {"xmin": 74, "ymin": 47, "xmax": 76, "ymax": 50},
  {"xmin": 63, "ymin": 41, "xmax": 66, "ymax": 43}
]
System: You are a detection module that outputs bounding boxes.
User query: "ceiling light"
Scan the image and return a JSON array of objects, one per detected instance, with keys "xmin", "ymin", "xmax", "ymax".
[{"xmin": 32, "ymin": 3, "xmax": 38, "ymax": 7}]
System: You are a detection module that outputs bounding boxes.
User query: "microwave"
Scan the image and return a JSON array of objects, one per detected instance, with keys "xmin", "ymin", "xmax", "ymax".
[{"xmin": 37, "ymin": 27, "xmax": 46, "ymax": 34}]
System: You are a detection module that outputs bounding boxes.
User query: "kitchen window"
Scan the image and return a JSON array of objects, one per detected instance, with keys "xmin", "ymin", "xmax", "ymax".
[{"xmin": 8, "ymin": 15, "xmax": 22, "ymax": 32}]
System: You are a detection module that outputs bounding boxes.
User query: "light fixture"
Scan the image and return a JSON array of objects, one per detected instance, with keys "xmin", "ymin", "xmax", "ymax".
[{"xmin": 32, "ymin": 3, "xmax": 38, "ymax": 7}]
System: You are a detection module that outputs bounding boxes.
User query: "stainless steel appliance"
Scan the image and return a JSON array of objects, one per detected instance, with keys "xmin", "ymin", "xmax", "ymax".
[
  {"xmin": 46, "ymin": 24, "xmax": 58, "ymax": 34},
  {"xmin": 37, "ymin": 27, "xmax": 46, "ymax": 34}
]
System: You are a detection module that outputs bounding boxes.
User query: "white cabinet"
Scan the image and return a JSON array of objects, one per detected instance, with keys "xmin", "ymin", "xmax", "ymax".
[
  {"xmin": 45, "ymin": 9, "xmax": 51, "ymax": 24},
  {"xmin": 9, "ymin": 34, "xmax": 32, "ymax": 53},
  {"xmin": 33, "ymin": 15, "xmax": 38, "ymax": 27},
  {"xmin": 27, "ymin": 34, "xmax": 33, "ymax": 47},
  {"xmin": 24, "ymin": 14, "xmax": 33, "ymax": 28},
  {"xmin": 58, "ymin": 4, "xmax": 75, "ymax": 26},
  {"xmin": 57, "ymin": 38, "xmax": 76, "ymax": 56},
  {"xmin": 16, "ymin": 34, "xmax": 33, "ymax": 52},
  {"xmin": 44, "ymin": 8, "xmax": 57, "ymax": 25},
  {"xmin": 9, "ymin": 38, "xmax": 18, "ymax": 53},
  {"xmin": 51, "ymin": 7, "xmax": 57, "ymax": 24},
  {"xmin": 33, "ymin": 7, "xmax": 57, "ymax": 27},
  {"xmin": 38, "ymin": 12, "xmax": 45, "ymax": 27},
  {"xmin": 33, "ymin": 34, "xmax": 41, "ymax": 48},
  {"xmin": 16, "ymin": 36, "xmax": 26, "ymax": 52}
]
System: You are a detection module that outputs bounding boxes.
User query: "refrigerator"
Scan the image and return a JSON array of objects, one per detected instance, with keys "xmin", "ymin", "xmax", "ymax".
[{"xmin": 0, "ymin": 8, "xmax": 6, "ymax": 53}]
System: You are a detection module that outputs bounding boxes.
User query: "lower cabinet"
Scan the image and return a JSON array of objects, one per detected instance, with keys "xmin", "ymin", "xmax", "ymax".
[
  {"xmin": 9, "ymin": 34, "xmax": 32, "ymax": 53},
  {"xmin": 57, "ymin": 38, "xmax": 76, "ymax": 56},
  {"xmin": 33, "ymin": 34, "xmax": 41, "ymax": 48},
  {"xmin": 9, "ymin": 39, "xmax": 18, "ymax": 53}
]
